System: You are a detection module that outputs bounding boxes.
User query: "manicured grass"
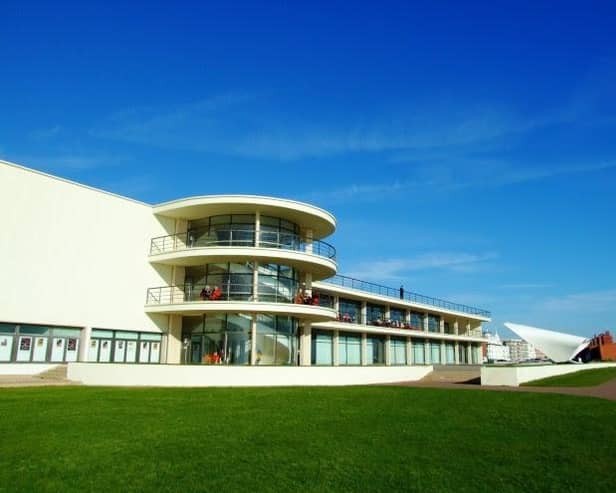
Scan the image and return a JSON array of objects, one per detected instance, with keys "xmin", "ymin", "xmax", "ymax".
[
  {"xmin": 522, "ymin": 367, "xmax": 616, "ymax": 387},
  {"xmin": 0, "ymin": 386, "xmax": 615, "ymax": 493}
]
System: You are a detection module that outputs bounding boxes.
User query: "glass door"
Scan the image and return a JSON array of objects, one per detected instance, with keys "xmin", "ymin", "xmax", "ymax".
[
  {"xmin": 139, "ymin": 341, "xmax": 150, "ymax": 363},
  {"xmin": 66, "ymin": 338, "xmax": 79, "ymax": 362},
  {"xmin": 51, "ymin": 338, "xmax": 66, "ymax": 362}
]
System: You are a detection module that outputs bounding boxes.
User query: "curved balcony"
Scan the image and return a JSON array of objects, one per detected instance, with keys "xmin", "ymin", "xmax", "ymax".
[
  {"xmin": 148, "ymin": 227, "xmax": 337, "ymax": 280},
  {"xmin": 144, "ymin": 283, "xmax": 337, "ymax": 322}
]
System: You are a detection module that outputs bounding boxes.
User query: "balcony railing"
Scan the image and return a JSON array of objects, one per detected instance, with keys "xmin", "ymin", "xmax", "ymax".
[
  {"xmin": 147, "ymin": 276, "xmax": 316, "ymax": 306},
  {"xmin": 321, "ymin": 275, "xmax": 491, "ymax": 318},
  {"xmin": 150, "ymin": 226, "xmax": 336, "ymax": 260}
]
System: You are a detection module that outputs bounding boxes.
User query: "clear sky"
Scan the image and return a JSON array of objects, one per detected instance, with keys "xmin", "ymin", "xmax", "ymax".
[{"xmin": 2, "ymin": 1, "xmax": 615, "ymax": 337}]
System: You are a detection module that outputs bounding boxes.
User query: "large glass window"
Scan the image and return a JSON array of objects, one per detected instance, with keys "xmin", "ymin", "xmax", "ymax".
[
  {"xmin": 366, "ymin": 336, "xmax": 385, "ymax": 365},
  {"xmin": 1, "ymin": 323, "xmax": 82, "ymax": 363},
  {"xmin": 458, "ymin": 343, "xmax": 468, "ymax": 364},
  {"xmin": 260, "ymin": 216, "xmax": 299, "ymax": 250},
  {"xmin": 338, "ymin": 332, "xmax": 362, "ymax": 365},
  {"xmin": 188, "ymin": 214, "xmax": 256, "ymax": 247},
  {"xmin": 390, "ymin": 338, "xmax": 407, "ymax": 365},
  {"xmin": 446, "ymin": 342, "xmax": 455, "ymax": 364},
  {"xmin": 255, "ymin": 315, "xmax": 298, "ymax": 365},
  {"xmin": 410, "ymin": 312, "xmax": 423, "ymax": 330},
  {"xmin": 428, "ymin": 315, "xmax": 441, "ymax": 333},
  {"xmin": 311, "ymin": 330, "xmax": 333, "ymax": 365},
  {"xmin": 413, "ymin": 339, "xmax": 426, "ymax": 364},
  {"xmin": 339, "ymin": 298, "xmax": 361, "ymax": 323},
  {"xmin": 185, "ymin": 262, "xmax": 256, "ymax": 301},
  {"xmin": 258, "ymin": 264, "xmax": 298, "ymax": 303},
  {"xmin": 315, "ymin": 292, "xmax": 335, "ymax": 308},
  {"xmin": 430, "ymin": 341, "xmax": 442, "ymax": 364},
  {"xmin": 390, "ymin": 308, "xmax": 404, "ymax": 323},
  {"xmin": 90, "ymin": 329, "xmax": 162, "ymax": 364},
  {"xmin": 367, "ymin": 304, "xmax": 385, "ymax": 325}
]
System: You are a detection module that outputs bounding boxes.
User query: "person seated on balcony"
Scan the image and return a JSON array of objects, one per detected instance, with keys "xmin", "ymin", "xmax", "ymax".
[
  {"xmin": 210, "ymin": 286, "xmax": 222, "ymax": 300},
  {"xmin": 311, "ymin": 293, "xmax": 320, "ymax": 306},
  {"xmin": 303, "ymin": 290, "xmax": 313, "ymax": 304},
  {"xmin": 294, "ymin": 288, "xmax": 305, "ymax": 304},
  {"xmin": 200, "ymin": 285, "xmax": 212, "ymax": 300},
  {"xmin": 211, "ymin": 351, "xmax": 221, "ymax": 364},
  {"xmin": 342, "ymin": 313, "xmax": 352, "ymax": 323}
]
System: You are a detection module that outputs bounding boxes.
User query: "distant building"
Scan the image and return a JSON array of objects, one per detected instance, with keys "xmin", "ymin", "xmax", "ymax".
[
  {"xmin": 503, "ymin": 339, "xmax": 536, "ymax": 362},
  {"xmin": 484, "ymin": 331, "xmax": 511, "ymax": 362}
]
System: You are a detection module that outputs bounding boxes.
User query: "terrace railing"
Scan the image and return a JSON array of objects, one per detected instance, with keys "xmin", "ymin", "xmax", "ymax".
[
  {"xmin": 149, "ymin": 226, "xmax": 336, "ymax": 260},
  {"xmin": 321, "ymin": 275, "xmax": 491, "ymax": 318}
]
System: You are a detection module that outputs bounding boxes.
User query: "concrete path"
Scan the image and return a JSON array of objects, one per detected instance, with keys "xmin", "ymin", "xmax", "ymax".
[
  {"xmin": 392, "ymin": 378, "xmax": 616, "ymax": 401},
  {"xmin": 0, "ymin": 375, "xmax": 77, "ymax": 388}
]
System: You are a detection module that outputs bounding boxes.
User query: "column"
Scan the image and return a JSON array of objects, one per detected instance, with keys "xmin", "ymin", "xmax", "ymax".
[
  {"xmin": 466, "ymin": 343, "xmax": 473, "ymax": 365},
  {"xmin": 465, "ymin": 321, "xmax": 471, "ymax": 336},
  {"xmin": 252, "ymin": 261, "xmax": 259, "ymax": 301},
  {"xmin": 299, "ymin": 323, "xmax": 312, "ymax": 366},
  {"xmin": 79, "ymin": 326, "xmax": 92, "ymax": 362},
  {"xmin": 251, "ymin": 315, "xmax": 258, "ymax": 365},
  {"xmin": 405, "ymin": 310, "xmax": 411, "ymax": 326},
  {"xmin": 385, "ymin": 335, "xmax": 391, "ymax": 366},
  {"xmin": 361, "ymin": 301, "xmax": 367, "ymax": 325},
  {"xmin": 439, "ymin": 318, "xmax": 445, "ymax": 334},
  {"xmin": 384, "ymin": 305, "xmax": 391, "ymax": 322},
  {"xmin": 454, "ymin": 342, "xmax": 460, "ymax": 364},
  {"xmin": 361, "ymin": 332, "xmax": 367, "ymax": 365},
  {"xmin": 304, "ymin": 228, "xmax": 313, "ymax": 254},
  {"xmin": 333, "ymin": 296, "xmax": 340, "ymax": 318},
  {"xmin": 254, "ymin": 210, "xmax": 260, "ymax": 247},
  {"xmin": 423, "ymin": 314, "xmax": 429, "ymax": 332},
  {"xmin": 333, "ymin": 329, "xmax": 340, "ymax": 366},
  {"xmin": 165, "ymin": 314, "xmax": 183, "ymax": 364},
  {"xmin": 441, "ymin": 340, "xmax": 446, "ymax": 365},
  {"xmin": 454, "ymin": 319, "xmax": 459, "ymax": 335},
  {"xmin": 406, "ymin": 337, "xmax": 413, "ymax": 365}
]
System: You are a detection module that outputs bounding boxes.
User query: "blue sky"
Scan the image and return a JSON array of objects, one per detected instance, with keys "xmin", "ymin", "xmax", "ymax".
[{"xmin": 2, "ymin": 1, "xmax": 616, "ymax": 337}]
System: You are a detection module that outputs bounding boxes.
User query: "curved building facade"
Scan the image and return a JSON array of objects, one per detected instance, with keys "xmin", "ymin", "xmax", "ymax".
[{"xmin": 0, "ymin": 160, "xmax": 490, "ymax": 372}]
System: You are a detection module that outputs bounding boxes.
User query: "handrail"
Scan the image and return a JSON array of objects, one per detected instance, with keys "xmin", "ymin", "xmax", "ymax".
[
  {"xmin": 149, "ymin": 226, "xmax": 336, "ymax": 260},
  {"xmin": 146, "ymin": 276, "xmax": 301, "ymax": 305},
  {"xmin": 320, "ymin": 274, "xmax": 491, "ymax": 317}
]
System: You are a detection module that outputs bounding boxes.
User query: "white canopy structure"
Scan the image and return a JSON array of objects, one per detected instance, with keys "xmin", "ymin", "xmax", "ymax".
[{"xmin": 504, "ymin": 323, "xmax": 589, "ymax": 363}]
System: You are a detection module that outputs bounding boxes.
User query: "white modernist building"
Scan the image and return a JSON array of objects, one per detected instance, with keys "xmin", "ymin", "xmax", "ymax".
[{"xmin": 0, "ymin": 160, "xmax": 490, "ymax": 383}]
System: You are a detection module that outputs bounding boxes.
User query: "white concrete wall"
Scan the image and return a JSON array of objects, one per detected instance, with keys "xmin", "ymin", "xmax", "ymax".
[
  {"xmin": 0, "ymin": 364, "xmax": 59, "ymax": 375},
  {"xmin": 67, "ymin": 363, "xmax": 433, "ymax": 387},
  {"xmin": 0, "ymin": 161, "xmax": 171, "ymax": 333},
  {"xmin": 481, "ymin": 362, "xmax": 616, "ymax": 387}
]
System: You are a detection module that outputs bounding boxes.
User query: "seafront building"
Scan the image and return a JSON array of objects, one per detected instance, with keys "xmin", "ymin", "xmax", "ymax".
[{"xmin": 0, "ymin": 160, "xmax": 490, "ymax": 375}]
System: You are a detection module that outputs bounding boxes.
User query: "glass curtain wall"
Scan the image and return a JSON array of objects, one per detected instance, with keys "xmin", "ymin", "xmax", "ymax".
[
  {"xmin": 446, "ymin": 342, "xmax": 455, "ymax": 364},
  {"xmin": 185, "ymin": 262, "xmax": 255, "ymax": 301},
  {"xmin": 260, "ymin": 216, "xmax": 299, "ymax": 250},
  {"xmin": 430, "ymin": 341, "xmax": 442, "ymax": 364},
  {"xmin": 338, "ymin": 332, "xmax": 362, "ymax": 365},
  {"xmin": 182, "ymin": 314, "xmax": 252, "ymax": 365},
  {"xmin": 390, "ymin": 308, "xmax": 405, "ymax": 324}
]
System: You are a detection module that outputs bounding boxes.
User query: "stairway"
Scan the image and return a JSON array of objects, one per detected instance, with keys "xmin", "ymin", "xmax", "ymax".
[
  {"xmin": 37, "ymin": 364, "xmax": 69, "ymax": 381},
  {"xmin": 421, "ymin": 365, "xmax": 481, "ymax": 384}
]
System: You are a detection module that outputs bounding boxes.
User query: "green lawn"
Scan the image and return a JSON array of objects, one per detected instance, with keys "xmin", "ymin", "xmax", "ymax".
[
  {"xmin": 0, "ymin": 386, "xmax": 614, "ymax": 493},
  {"xmin": 522, "ymin": 366, "xmax": 616, "ymax": 387}
]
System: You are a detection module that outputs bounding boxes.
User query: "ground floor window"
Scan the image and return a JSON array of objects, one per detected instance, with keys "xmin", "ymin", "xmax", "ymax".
[
  {"xmin": 256, "ymin": 315, "xmax": 298, "ymax": 365},
  {"xmin": 446, "ymin": 342, "xmax": 455, "ymax": 364},
  {"xmin": 89, "ymin": 329, "xmax": 162, "ymax": 364},
  {"xmin": 366, "ymin": 336, "xmax": 385, "ymax": 365},
  {"xmin": 458, "ymin": 343, "xmax": 468, "ymax": 364},
  {"xmin": 311, "ymin": 330, "xmax": 333, "ymax": 365},
  {"xmin": 390, "ymin": 337, "xmax": 407, "ymax": 365},
  {"xmin": 338, "ymin": 332, "xmax": 362, "ymax": 365},
  {"xmin": 0, "ymin": 322, "xmax": 81, "ymax": 363},
  {"xmin": 413, "ymin": 339, "xmax": 425, "ymax": 364},
  {"xmin": 430, "ymin": 341, "xmax": 441, "ymax": 365},
  {"xmin": 471, "ymin": 344, "xmax": 479, "ymax": 364}
]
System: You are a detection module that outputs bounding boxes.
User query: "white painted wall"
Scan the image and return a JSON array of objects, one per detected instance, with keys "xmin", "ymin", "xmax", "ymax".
[
  {"xmin": 481, "ymin": 362, "xmax": 616, "ymax": 387},
  {"xmin": 0, "ymin": 161, "xmax": 171, "ymax": 333},
  {"xmin": 68, "ymin": 363, "xmax": 433, "ymax": 387}
]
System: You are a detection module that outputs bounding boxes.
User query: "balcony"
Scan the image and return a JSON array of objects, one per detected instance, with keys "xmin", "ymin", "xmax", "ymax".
[
  {"xmin": 148, "ymin": 227, "xmax": 337, "ymax": 280},
  {"xmin": 319, "ymin": 275, "xmax": 491, "ymax": 319},
  {"xmin": 144, "ymin": 281, "xmax": 337, "ymax": 322}
]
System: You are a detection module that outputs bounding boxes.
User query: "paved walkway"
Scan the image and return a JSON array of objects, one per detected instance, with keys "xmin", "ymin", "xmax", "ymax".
[
  {"xmin": 0, "ymin": 375, "xmax": 76, "ymax": 387},
  {"xmin": 392, "ymin": 378, "xmax": 616, "ymax": 401}
]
